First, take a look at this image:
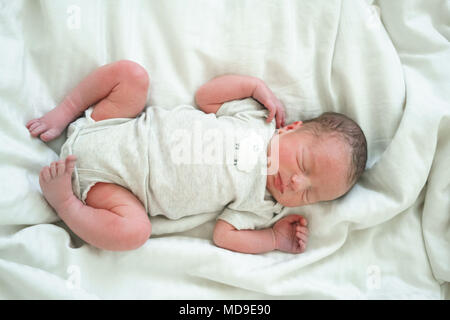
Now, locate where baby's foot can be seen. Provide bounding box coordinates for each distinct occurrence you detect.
[39,155,77,213]
[26,107,71,142]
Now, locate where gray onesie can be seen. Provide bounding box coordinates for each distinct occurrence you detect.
[60,98,283,230]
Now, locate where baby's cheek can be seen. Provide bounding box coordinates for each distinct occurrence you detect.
[281,195,305,208]
[278,144,293,164]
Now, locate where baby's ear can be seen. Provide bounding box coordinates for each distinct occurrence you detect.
[286,121,303,130]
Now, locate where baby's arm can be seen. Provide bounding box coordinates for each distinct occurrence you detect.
[213,215,309,254]
[195,74,285,128]
[195,74,259,114]
[213,219,276,254]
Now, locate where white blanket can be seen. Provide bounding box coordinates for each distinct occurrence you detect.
[0,0,448,299]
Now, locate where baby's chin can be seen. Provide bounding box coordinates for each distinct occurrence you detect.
[266,183,287,206]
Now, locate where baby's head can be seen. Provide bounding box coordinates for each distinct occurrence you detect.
[266,112,367,207]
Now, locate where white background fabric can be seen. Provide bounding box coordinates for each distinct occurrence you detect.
[0,0,448,299]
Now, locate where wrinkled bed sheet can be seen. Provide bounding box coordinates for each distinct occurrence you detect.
[0,0,448,299]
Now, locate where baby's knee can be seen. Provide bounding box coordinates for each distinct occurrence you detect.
[115,59,149,88]
[128,219,152,250]
[112,218,152,251]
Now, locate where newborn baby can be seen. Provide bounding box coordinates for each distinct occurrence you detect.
[26,60,367,254]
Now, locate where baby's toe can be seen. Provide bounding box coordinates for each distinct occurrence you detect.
[56,160,65,176]
[26,118,40,129]
[40,166,51,183]
[40,128,59,142]
[28,120,42,130]
[30,123,47,136]
[28,122,39,132]
[50,162,58,178]
[64,155,77,174]
[66,155,77,162]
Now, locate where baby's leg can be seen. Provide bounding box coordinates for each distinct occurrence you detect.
[40,156,151,251]
[26,60,149,141]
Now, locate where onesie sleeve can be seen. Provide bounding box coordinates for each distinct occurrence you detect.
[217,203,283,230]
[217,208,272,230]
[216,98,269,123]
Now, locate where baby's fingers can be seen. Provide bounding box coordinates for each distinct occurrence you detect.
[275,110,282,129]
[279,108,286,128]
[274,99,286,127]
[266,103,276,124]
[296,231,308,243]
[295,225,309,236]
[298,240,306,252]
[299,216,308,226]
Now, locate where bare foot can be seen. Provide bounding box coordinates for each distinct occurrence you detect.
[26,107,72,142]
[39,155,78,213]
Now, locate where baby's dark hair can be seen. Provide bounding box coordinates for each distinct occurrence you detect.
[301,112,367,187]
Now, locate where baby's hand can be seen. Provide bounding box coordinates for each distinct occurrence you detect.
[272,214,308,254]
[252,79,286,129]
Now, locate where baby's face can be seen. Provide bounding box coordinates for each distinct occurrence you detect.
[266,122,352,207]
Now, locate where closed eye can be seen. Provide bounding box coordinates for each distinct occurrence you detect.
[301,149,307,173]
[303,189,309,203]
[297,153,304,173]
